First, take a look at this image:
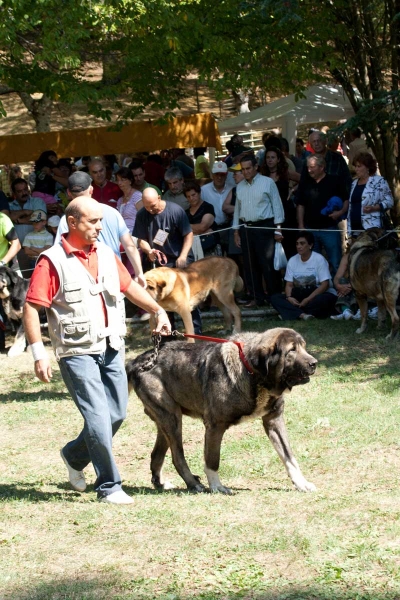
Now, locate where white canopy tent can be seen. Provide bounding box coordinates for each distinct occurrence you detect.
[218,84,356,152]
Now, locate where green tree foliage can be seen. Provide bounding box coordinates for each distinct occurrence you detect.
[0,0,399,197]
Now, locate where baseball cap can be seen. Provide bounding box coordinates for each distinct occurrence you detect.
[228,163,242,172]
[68,171,92,192]
[48,215,61,227]
[212,161,228,174]
[29,210,47,223]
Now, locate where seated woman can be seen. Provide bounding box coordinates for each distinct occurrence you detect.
[184,181,221,258]
[347,152,394,235]
[270,231,337,321]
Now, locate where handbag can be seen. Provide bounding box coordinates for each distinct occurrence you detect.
[200,231,220,252]
[380,203,394,230]
[273,242,288,270]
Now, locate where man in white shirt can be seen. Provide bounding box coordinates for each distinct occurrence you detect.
[232,155,284,306]
[200,161,234,227]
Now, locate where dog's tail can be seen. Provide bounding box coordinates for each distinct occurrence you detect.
[234,276,244,293]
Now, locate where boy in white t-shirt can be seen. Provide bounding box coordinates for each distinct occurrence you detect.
[22,210,54,268]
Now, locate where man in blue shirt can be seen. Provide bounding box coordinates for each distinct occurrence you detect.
[56,172,145,286]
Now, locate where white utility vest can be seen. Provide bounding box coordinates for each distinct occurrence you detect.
[42,241,126,360]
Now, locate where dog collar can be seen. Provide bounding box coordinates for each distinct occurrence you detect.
[183,334,254,374]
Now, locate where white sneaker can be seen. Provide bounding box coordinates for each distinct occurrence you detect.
[99,490,134,505]
[343,309,354,320]
[330,313,344,320]
[60,449,87,492]
[353,310,361,320]
[300,313,315,321]
[368,307,379,319]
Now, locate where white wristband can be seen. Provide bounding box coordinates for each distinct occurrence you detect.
[30,341,48,362]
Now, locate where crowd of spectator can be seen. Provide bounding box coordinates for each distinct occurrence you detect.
[0,126,394,332]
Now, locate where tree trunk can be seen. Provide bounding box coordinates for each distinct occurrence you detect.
[17,92,53,133]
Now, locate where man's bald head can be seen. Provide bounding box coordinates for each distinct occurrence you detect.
[65,197,103,246]
[142,188,164,215]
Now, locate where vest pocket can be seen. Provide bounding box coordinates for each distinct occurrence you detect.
[64,282,83,304]
[60,317,92,346]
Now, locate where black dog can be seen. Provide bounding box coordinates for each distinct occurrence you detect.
[0,266,30,356]
[127,328,317,494]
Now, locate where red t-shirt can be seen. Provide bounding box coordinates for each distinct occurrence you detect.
[26,235,132,309]
[91,181,121,208]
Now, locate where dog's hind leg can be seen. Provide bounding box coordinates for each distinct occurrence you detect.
[204,424,231,495]
[384,301,399,340]
[382,275,400,339]
[355,296,368,334]
[376,300,387,330]
[262,414,316,492]
[211,291,242,334]
[209,293,232,333]
[153,404,205,492]
[150,426,174,491]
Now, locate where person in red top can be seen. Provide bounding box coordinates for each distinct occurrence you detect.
[23,197,171,505]
[88,159,120,208]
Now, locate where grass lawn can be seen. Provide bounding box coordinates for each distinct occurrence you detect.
[1,314,400,600]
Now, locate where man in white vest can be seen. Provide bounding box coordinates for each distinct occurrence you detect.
[23,197,171,505]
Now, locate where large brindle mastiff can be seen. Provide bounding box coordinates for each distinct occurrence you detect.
[126,328,317,494]
[349,227,400,339]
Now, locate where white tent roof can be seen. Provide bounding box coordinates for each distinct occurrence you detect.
[218,84,355,135]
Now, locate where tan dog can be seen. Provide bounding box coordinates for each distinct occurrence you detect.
[349,227,400,339]
[144,257,243,340]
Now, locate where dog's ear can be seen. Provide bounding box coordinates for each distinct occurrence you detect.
[250,342,281,378]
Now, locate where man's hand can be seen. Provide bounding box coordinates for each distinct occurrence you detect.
[153,311,172,336]
[176,256,188,269]
[234,231,241,248]
[148,249,158,262]
[329,211,343,220]
[134,273,147,288]
[274,231,284,242]
[336,283,352,297]
[34,358,52,383]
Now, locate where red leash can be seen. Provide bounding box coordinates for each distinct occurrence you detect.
[183,333,253,375]
[152,250,168,266]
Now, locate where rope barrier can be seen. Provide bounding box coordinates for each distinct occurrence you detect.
[12,223,400,277]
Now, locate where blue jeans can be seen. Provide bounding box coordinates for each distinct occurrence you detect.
[312,228,342,275]
[59,345,128,498]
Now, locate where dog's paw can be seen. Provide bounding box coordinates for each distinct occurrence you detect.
[355,327,364,335]
[189,483,207,493]
[294,479,316,493]
[385,332,398,340]
[210,484,232,495]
